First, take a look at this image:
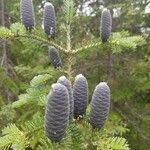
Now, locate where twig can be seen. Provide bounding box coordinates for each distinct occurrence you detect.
[15,33,68,54]
[72,42,102,54]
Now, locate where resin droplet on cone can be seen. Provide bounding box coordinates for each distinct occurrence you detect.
[44,83,69,142]
[73,74,88,118]
[90,82,110,129]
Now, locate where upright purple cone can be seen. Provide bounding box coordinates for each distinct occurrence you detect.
[100,9,112,43]
[73,74,88,118]
[90,82,110,129]
[43,2,56,38]
[44,83,69,142]
[48,47,62,69]
[20,0,35,31]
[57,76,74,121]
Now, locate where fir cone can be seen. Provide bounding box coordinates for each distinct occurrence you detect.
[48,47,62,69]
[73,74,88,118]
[57,76,74,121]
[44,83,69,142]
[20,0,35,31]
[100,8,112,43]
[90,82,110,129]
[43,2,56,38]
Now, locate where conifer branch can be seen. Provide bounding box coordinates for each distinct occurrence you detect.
[73,41,102,54]
[15,33,67,53]
[0,26,67,53]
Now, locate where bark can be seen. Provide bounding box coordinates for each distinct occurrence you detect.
[0,0,14,102]
[107,51,114,110]
[107,51,114,84]
[0,0,8,74]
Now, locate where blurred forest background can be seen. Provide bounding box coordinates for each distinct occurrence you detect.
[0,0,150,149]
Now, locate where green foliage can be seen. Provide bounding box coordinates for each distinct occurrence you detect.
[23,113,44,149]
[130,56,150,93]
[98,137,130,150]
[10,23,26,35]
[105,113,129,136]
[64,0,76,24]
[12,74,54,109]
[0,105,16,130]
[111,32,145,53]
[30,74,52,87]
[0,124,27,150]
[68,124,84,149]
[0,68,19,94]
[0,27,13,39]
[0,75,130,150]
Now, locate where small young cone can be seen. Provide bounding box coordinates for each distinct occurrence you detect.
[90,82,110,129]
[100,8,112,43]
[43,2,56,38]
[20,0,35,31]
[48,47,62,69]
[73,74,88,118]
[44,83,69,142]
[57,76,74,121]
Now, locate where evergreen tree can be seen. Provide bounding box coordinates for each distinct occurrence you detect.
[0,0,148,149]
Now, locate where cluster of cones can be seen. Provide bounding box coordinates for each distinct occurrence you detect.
[20,0,112,143]
[20,0,112,69]
[44,74,110,142]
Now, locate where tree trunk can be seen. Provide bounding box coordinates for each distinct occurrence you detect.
[1,0,7,73]
[107,51,114,84]
[0,0,11,102]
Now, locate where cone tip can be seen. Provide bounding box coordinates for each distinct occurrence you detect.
[51,83,62,89]
[75,74,84,79]
[99,82,108,87]
[44,2,54,8]
[102,8,110,12]
[58,76,67,81]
